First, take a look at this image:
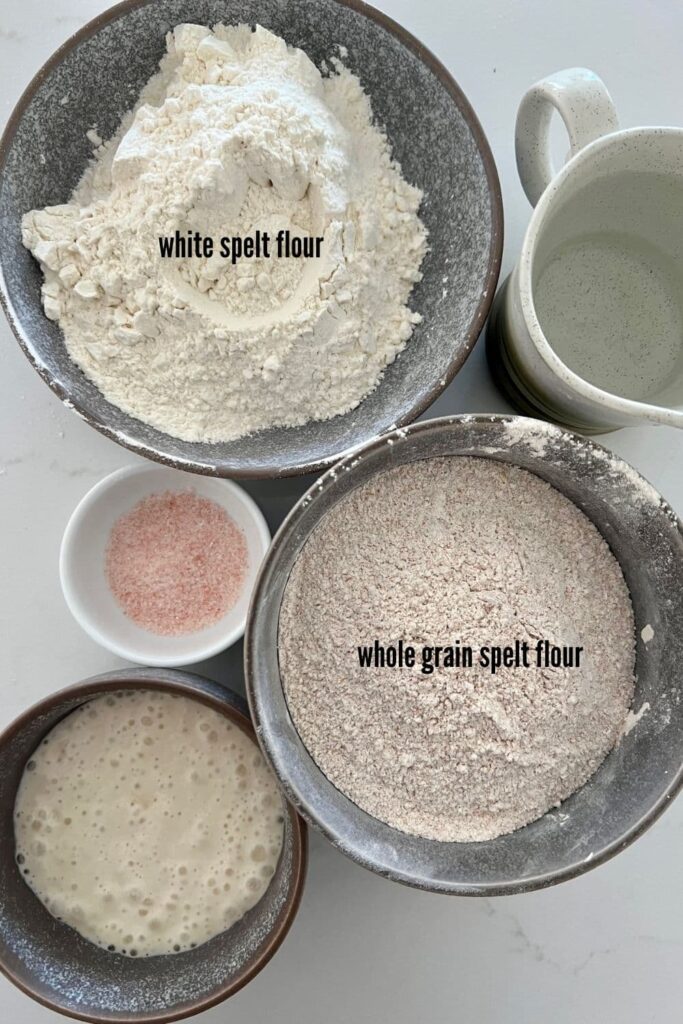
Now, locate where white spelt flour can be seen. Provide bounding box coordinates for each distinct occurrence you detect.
[22,24,427,442]
[279,457,636,842]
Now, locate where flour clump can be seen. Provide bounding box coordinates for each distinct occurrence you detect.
[22,24,427,442]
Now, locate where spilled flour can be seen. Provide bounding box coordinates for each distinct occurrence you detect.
[22,24,427,442]
[279,457,636,842]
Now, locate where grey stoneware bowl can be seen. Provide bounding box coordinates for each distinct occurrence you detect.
[245,415,683,895]
[0,0,502,479]
[0,668,307,1024]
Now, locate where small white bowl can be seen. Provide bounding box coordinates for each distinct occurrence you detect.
[60,464,271,666]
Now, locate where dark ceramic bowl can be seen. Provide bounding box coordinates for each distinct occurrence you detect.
[245,415,683,894]
[0,668,307,1023]
[0,0,502,478]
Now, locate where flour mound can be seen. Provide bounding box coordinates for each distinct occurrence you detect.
[22,24,427,443]
[279,457,636,843]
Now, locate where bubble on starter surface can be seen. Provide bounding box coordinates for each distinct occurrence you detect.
[14,691,285,957]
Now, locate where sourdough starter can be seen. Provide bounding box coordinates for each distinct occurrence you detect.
[14,691,284,955]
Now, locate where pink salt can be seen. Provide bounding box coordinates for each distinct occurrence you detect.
[106,490,248,636]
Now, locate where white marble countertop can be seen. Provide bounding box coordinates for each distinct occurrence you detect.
[1,1,681,1021]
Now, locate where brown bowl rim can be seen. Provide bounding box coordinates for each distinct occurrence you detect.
[0,0,503,479]
[0,668,308,1024]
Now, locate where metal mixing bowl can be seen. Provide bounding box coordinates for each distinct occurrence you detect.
[245,415,683,894]
[0,668,307,1023]
[0,0,502,478]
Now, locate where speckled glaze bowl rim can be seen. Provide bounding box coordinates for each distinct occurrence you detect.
[0,0,503,479]
[244,413,683,895]
[0,668,308,1024]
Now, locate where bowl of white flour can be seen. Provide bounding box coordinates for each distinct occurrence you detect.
[0,0,502,477]
[246,415,683,893]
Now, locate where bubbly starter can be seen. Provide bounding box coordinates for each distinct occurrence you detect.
[14,691,284,956]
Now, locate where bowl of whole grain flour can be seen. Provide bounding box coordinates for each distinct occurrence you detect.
[246,416,683,894]
[0,0,502,478]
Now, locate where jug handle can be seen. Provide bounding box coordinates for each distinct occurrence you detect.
[515,68,619,206]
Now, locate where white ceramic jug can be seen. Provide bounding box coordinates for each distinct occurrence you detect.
[487,67,683,432]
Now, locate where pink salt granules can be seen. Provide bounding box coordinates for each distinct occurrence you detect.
[106,490,248,636]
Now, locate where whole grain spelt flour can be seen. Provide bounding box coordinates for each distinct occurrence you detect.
[279,457,636,842]
[22,24,427,442]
